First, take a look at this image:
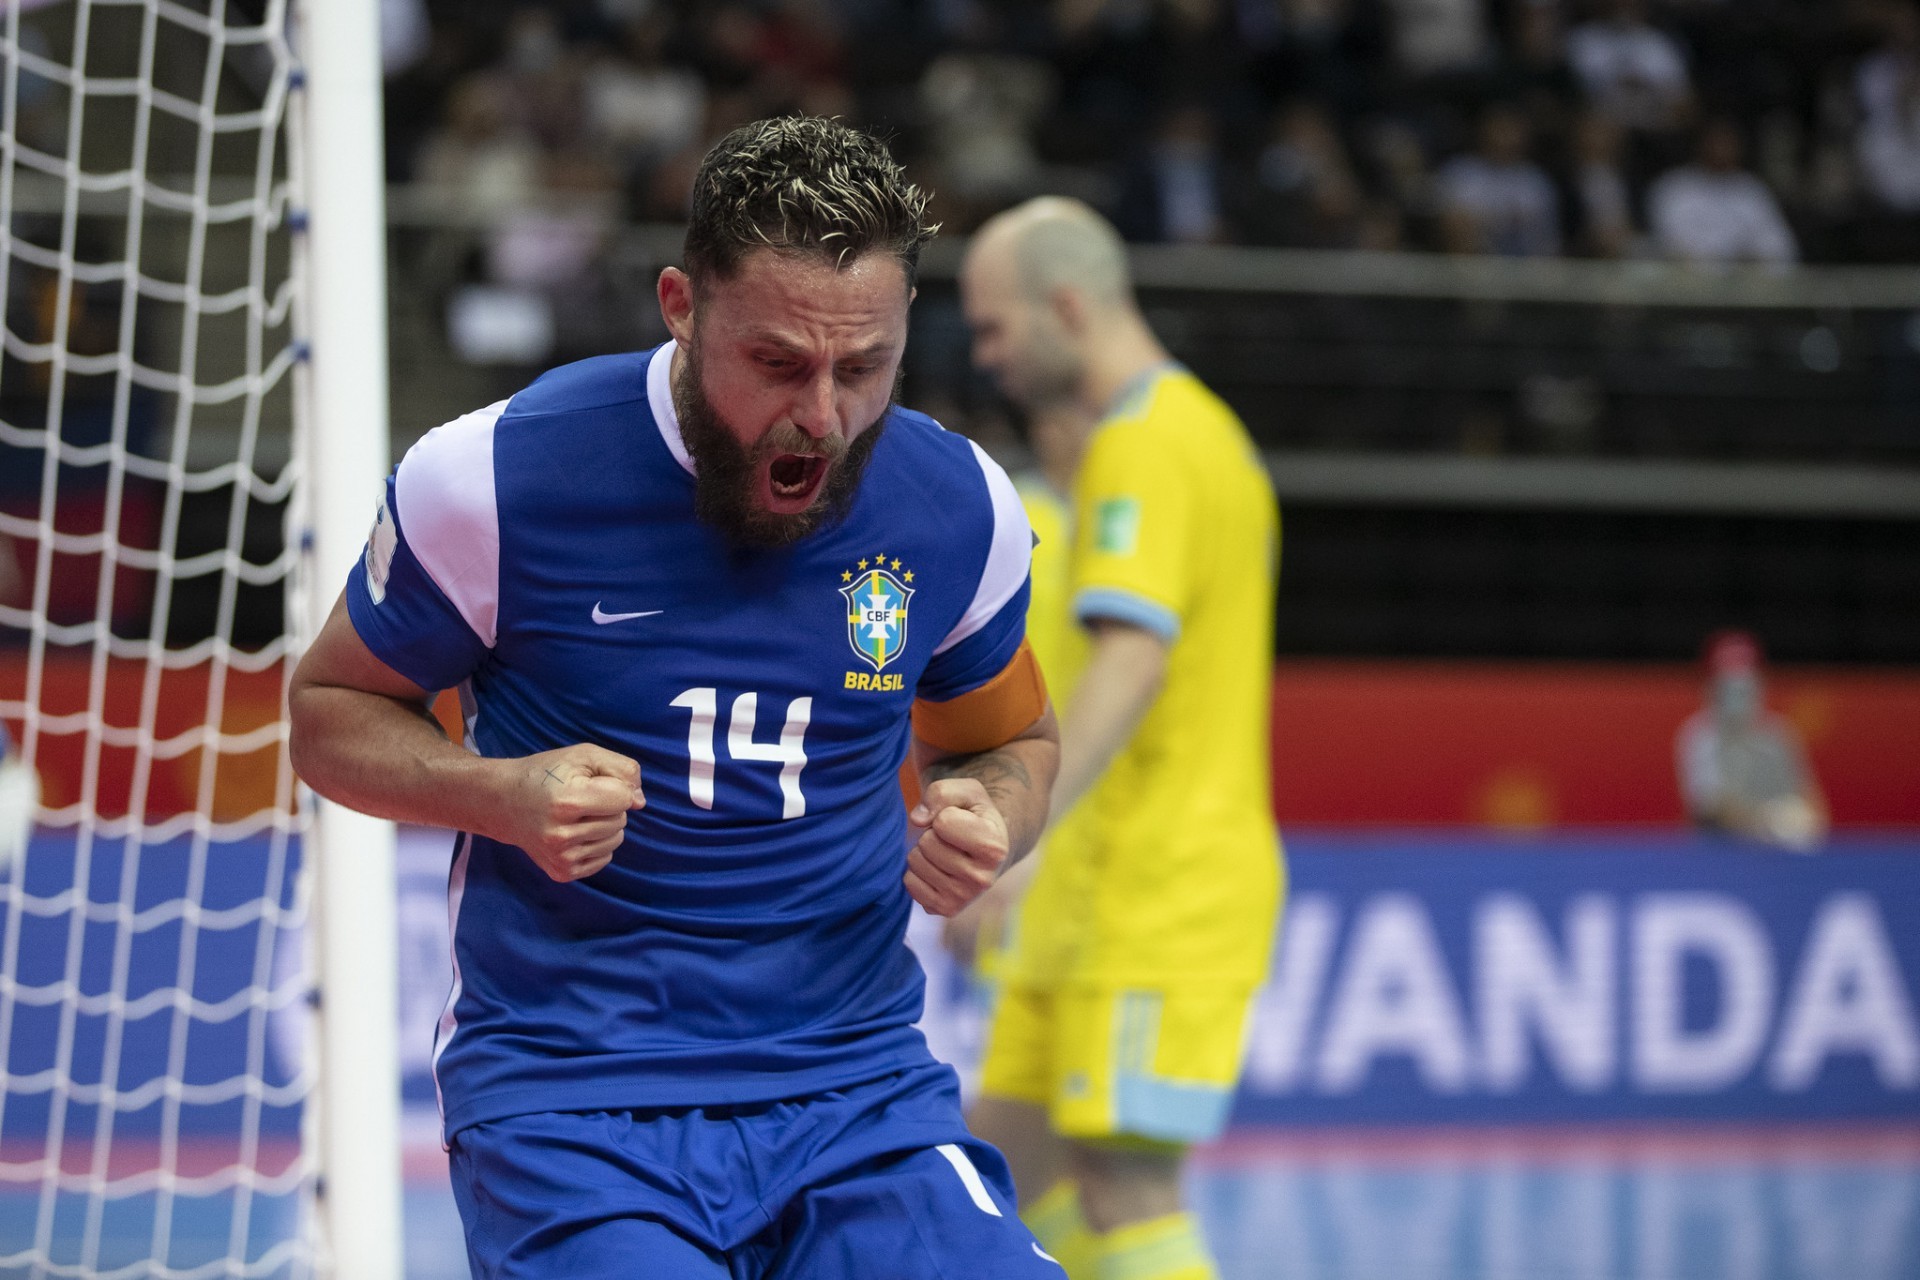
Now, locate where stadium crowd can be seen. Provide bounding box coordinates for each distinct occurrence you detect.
[384,0,1920,267]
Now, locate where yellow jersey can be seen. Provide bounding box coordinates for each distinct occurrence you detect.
[1006,366,1283,988]
[1012,473,1088,698]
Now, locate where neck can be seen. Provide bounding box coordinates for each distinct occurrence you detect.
[1079,314,1172,417]
[1038,448,1078,498]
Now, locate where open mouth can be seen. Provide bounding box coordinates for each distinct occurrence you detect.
[768,452,828,505]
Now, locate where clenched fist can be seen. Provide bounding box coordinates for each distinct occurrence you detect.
[905,777,1011,917]
[493,744,644,882]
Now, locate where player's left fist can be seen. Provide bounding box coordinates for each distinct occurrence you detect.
[905,777,1010,917]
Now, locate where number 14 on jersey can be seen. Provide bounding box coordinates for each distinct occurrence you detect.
[669,689,813,819]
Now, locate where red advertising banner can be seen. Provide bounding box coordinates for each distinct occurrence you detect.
[4,652,1915,827]
[1272,661,1920,827]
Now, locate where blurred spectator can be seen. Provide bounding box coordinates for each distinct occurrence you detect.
[1383,0,1492,79]
[488,151,617,293]
[583,15,707,186]
[1856,5,1920,212]
[1647,118,1797,265]
[384,0,1920,267]
[381,0,430,76]
[1436,104,1561,256]
[1566,0,1692,134]
[1568,110,1637,256]
[1858,87,1920,211]
[1359,114,1436,221]
[1236,99,1367,247]
[1057,0,1223,42]
[1676,630,1828,852]
[1114,101,1233,243]
[1491,0,1578,111]
[415,73,543,221]
[1855,1,1920,127]
[918,51,1056,213]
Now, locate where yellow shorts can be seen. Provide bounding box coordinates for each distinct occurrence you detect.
[977,983,1257,1145]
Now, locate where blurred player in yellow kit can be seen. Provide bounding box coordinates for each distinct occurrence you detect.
[951,198,1283,1280]
[958,399,1091,990]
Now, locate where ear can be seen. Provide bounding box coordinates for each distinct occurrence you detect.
[658,267,696,345]
[1049,283,1087,336]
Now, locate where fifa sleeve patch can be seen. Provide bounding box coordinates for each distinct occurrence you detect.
[364,491,398,604]
[1093,496,1141,556]
[912,639,1048,755]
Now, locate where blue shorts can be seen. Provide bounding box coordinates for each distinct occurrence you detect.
[448,1062,1062,1279]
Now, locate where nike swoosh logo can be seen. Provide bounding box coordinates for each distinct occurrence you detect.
[591,603,664,624]
[1033,1242,1060,1265]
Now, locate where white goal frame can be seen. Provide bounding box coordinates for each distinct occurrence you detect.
[294,0,402,1277]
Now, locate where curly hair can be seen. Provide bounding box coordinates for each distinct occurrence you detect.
[683,115,938,285]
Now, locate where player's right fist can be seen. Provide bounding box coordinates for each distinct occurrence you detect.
[495,744,644,882]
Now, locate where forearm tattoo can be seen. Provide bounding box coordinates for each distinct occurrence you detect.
[924,747,1034,813]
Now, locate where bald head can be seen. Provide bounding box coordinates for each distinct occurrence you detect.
[961,198,1158,411]
[972,197,1134,311]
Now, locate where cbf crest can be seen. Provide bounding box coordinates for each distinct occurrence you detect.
[840,555,915,680]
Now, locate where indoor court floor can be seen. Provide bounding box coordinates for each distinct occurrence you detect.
[5,1133,1915,1278]
[393,1128,1920,1280]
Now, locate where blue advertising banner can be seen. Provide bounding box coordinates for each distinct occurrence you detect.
[1231,833,1920,1125]
[6,828,1916,1141]
[904,831,1920,1127]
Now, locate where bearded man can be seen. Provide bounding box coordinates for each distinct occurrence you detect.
[289,116,1061,1279]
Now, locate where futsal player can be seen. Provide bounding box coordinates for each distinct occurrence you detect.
[946,395,1096,982]
[289,117,1065,1278]
[953,198,1283,1280]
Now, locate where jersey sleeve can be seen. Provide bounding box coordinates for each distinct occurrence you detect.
[917,440,1033,703]
[343,401,507,692]
[1070,418,1191,643]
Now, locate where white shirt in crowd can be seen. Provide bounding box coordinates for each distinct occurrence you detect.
[1647,166,1797,265]
[1436,155,1562,256]
[1567,20,1691,130]
[1859,106,1920,211]
[1386,0,1490,76]
[1856,47,1919,125]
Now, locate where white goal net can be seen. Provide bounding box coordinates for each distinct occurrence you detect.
[0,1,370,1275]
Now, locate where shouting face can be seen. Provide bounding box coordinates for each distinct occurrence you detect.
[660,248,911,547]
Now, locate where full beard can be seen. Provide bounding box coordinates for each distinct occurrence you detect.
[674,342,894,549]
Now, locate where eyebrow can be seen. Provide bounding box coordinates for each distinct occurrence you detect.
[743,334,897,363]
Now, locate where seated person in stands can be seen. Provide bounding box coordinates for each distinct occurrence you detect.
[1566,0,1692,134]
[1435,103,1561,257]
[1647,118,1797,267]
[1676,630,1828,852]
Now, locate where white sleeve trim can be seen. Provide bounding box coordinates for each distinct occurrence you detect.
[394,399,508,648]
[935,440,1032,656]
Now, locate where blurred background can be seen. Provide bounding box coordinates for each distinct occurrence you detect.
[375,2,1920,1274]
[2,0,1919,1277]
[381,0,1913,872]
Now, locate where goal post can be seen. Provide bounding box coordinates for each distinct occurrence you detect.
[296,0,404,1276]
[0,0,402,1275]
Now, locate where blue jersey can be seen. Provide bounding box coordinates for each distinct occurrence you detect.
[344,343,1032,1140]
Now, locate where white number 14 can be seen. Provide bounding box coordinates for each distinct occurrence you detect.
[669,688,812,819]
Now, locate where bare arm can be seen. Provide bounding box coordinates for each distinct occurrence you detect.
[289,593,644,881]
[915,704,1060,865]
[1048,618,1168,821]
[903,701,1060,919]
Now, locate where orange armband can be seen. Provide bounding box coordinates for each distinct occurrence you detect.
[911,639,1049,755]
